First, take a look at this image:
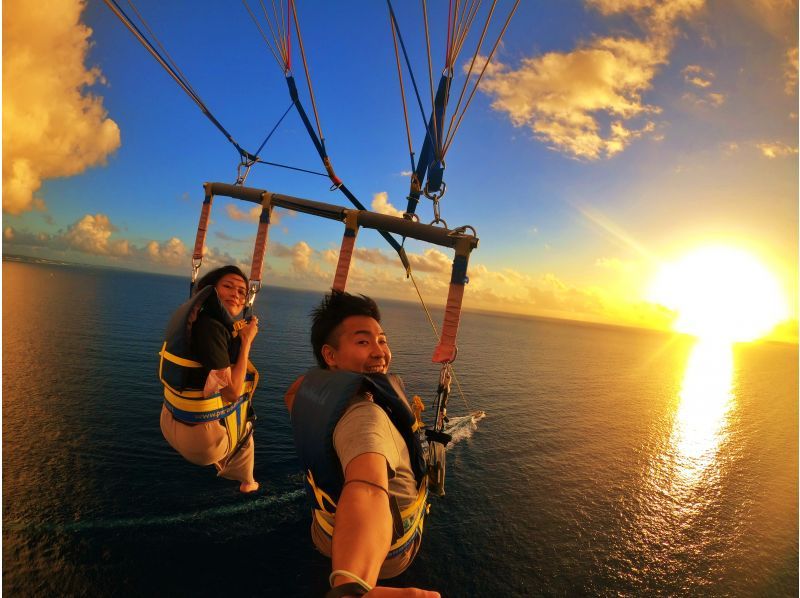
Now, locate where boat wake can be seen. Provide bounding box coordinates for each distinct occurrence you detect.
[444,410,486,446]
[10,489,306,533]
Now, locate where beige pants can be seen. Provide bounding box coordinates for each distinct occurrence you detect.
[160,404,255,484]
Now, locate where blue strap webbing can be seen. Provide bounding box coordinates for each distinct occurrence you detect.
[284,75,410,268]
[164,394,245,424]
[406,73,452,214]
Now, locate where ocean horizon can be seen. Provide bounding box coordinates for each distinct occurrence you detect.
[3,258,797,597]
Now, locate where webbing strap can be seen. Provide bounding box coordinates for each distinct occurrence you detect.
[193,186,213,261]
[405,73,452,215]
[249,193,273,285]
[284,75,409,271]
[332,211,360,292]
[431,237,472,364]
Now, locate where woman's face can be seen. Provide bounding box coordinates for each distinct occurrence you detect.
[215,273,248,317]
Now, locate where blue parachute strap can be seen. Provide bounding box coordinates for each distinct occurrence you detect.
[406,73,452,215]
[286,75,328,160]
[284,75,410,270]
[254,101,295,157]
[386,0,437,155]
[103,0,256,166]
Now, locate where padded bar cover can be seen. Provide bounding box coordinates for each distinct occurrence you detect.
[206,183,479,251]
[431,237,473,364]
[193,184,214,260]
[249,193,273,284]
[332,210,359,292]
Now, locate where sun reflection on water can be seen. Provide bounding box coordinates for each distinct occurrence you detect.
[622,338,738,580]
[670,340,734,487]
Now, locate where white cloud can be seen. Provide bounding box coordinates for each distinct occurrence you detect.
[292,241,314,272]
[407,248,452,274]
[3,0,121,214]
[785,47,798,95]
[146,237,187,266]
[757,141,799,158]
[683,64,714,88]
[225,203,281,225]
[681,64,726,108]
[477,0,705,159]
[4,214,237,270]
[63,214,130,257]
[371,192,404,218]
[354,247,395,266]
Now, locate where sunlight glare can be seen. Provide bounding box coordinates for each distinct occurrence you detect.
[648,246,788,343]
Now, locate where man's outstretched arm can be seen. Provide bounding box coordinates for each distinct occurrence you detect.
[331,451,392,588]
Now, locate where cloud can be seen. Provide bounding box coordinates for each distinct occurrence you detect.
[354,247,395,266]
[785,47,798,95]
[3,0,121,214]
[371,192,404,218]
[3,214,237,270]
[477,0,704,159]
[407,248,452,274]
[682,90,726,108]
[214,230,246,242]
[292,241,314,272]
[757,141,799,158]
[63,214,130,256]
[146,237,187,266]
[266,241,300,258]
[683,64,713,88]
[681,64,726,107]
[225,203,281,225]
[3,226,56,247]
[721,141,740,155]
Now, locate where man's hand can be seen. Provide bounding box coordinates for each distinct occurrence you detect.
[366,587,440,597]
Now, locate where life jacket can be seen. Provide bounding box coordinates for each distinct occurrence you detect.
[158,285,258,455]
[288,367,428,557]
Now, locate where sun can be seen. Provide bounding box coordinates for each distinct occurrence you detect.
[647,245,788,343]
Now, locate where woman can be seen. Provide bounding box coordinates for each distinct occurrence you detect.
[159,265,260,493]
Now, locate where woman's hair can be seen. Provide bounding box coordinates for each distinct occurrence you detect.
[310,290,381,368]
[193,265,249,294]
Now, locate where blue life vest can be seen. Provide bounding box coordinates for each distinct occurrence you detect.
[289,367,428,556]
[158,286,258,454]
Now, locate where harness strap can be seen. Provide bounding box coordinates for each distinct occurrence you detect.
[189,186,214,294]
[308,472,428,555]
[164,392,244,423]
[432,236,473,363]
[249,193,273,299]
[332,211,360,292]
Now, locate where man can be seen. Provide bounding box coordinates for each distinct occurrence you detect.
[285,291,439,598]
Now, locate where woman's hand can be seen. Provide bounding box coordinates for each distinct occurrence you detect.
[239,316,260,346]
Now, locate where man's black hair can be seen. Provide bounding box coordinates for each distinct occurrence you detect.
[310,290,381,368]
[194,265,249,294]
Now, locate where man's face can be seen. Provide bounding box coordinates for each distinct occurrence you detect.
[322,315,392,374]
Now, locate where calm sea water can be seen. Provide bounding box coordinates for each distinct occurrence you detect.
[3,259,797,597]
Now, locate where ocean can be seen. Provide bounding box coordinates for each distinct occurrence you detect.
[3,259,797,597]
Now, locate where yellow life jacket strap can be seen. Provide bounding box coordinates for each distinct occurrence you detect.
[159,343,203,369]
[308,472,429,555]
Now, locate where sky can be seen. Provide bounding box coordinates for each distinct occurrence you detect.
[3,0,798,340]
